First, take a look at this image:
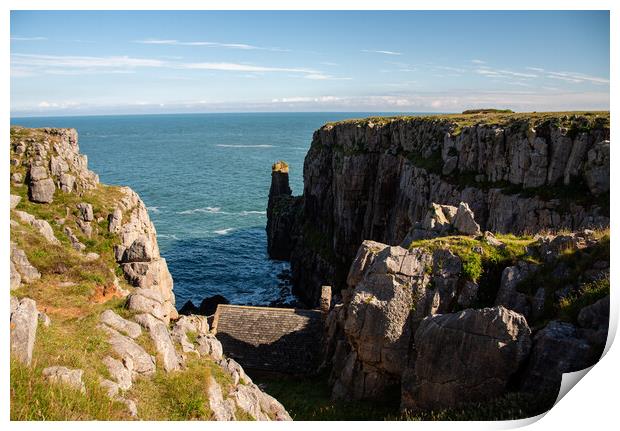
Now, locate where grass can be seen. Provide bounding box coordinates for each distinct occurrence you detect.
[407,234,536,307]
[128,357,220,420]
[256,373,554,421]
[11,359,130,421]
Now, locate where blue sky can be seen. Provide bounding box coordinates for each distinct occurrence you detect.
[10,10,610,116]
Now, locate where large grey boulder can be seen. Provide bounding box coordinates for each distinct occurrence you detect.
[332,245,433,400]
[100,310,141,339]
[100,325,156,376]
[10,243,41,283]
[59,173,76,193]
[402,306,531,412]
[42,366,86,393]
[133,313,182,372]
[31,219,60,245]
[29,178,56,203]
[452,202,481,235]
[64,226,86,251]
[102,356,133,390]
[126,288,172,324]
[10,297,39,365]
[207,376,236,421]
[346,240,388,287]
[76,202,94,222]
[196,334,223,360]
[520,321,596,395]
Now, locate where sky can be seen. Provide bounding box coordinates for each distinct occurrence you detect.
[10,10,610,116]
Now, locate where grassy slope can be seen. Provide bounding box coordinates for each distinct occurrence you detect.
[9,128,239,421]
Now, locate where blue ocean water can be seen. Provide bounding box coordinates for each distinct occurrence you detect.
[11,112,405,307]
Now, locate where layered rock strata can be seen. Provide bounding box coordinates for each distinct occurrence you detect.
[267,113,610,305]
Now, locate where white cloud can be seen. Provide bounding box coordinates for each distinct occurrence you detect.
[475,67,537,79]
[134,39,289,51]
[11,53,321,77]
[471,59,486,64]
[362,49,402,56]
[526,67,609,85]
[11,36,47,41]
[303,73,352,80]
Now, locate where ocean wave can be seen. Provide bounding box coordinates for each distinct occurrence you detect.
[240,210,266,216]
[158,234,180,240]
[214,228,235,235]
[177,207,265,216]
[216,144,275,148]
[147,206,162,214]
[177,206,221,215]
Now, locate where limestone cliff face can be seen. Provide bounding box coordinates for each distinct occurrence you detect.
[267,113,610,306]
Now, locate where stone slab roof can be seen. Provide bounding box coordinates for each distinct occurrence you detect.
[213,304,324,374]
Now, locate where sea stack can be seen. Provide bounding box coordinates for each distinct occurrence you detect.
[266,160,299,260]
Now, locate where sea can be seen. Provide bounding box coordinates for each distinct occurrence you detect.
[11,112,410,308]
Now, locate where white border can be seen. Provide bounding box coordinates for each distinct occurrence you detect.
[2,1,617,430]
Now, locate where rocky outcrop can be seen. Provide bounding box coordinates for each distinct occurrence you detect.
[402,306,531,412]
[10,127,99,204]
[266,113,609,305]
[14,210,60,245]
[114,187,177,320]
[266,161,301,260]
[11,243,41,285]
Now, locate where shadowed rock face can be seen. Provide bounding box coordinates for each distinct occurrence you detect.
[266,114,610,306]
[402,306,531,412]
[266,161,301,261]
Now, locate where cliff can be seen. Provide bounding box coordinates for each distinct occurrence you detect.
[10,127,291,421]
[267,112,610,306]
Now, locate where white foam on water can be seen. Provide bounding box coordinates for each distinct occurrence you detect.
[216,144,275,148]
[214,228,235,235]
[177,206,222,215]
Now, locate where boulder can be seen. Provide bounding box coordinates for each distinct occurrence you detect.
[42,366,86,393]
[100,310,142,339]
[10,297,39,365]
[10,243,41,283]
[10,194,21,209]
[31,219,60,245]
[133,313,183,372]
[29,165,48,181]
[59,173,76,193]
[126,288,171,324]
[402,306,531,412]
[76,202,94,222]
[99,379,120,398]
[452,202,481,235]
[64,226,86,251]
[100,325,156,376]
[29,178,56,203]
[520,321,596,395]
[346,240,388,287]
[108,208,123,233]
[196,334,223,360]
[102,356,133,390]
[10,261,22,290]
[219,358,252,386]
[12,172,23,184]
[76,219,92,238]
[578,295,610,347]
[207,376,236,421]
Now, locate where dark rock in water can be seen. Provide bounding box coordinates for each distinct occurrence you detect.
[179,300,198,315]
[200,295,230,315]
[179,295,230,316]
[266,161,302,261]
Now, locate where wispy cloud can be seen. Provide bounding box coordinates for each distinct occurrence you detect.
[303,73,352,81]
[11,53,320,77]
[535,68,609,84]
[134,39,289,52]
[471,59,486,64]
[475,67,538,79]
[361,49,402,56]
[11,36,47,41]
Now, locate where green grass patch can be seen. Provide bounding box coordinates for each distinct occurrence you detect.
[128,357,216,420]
